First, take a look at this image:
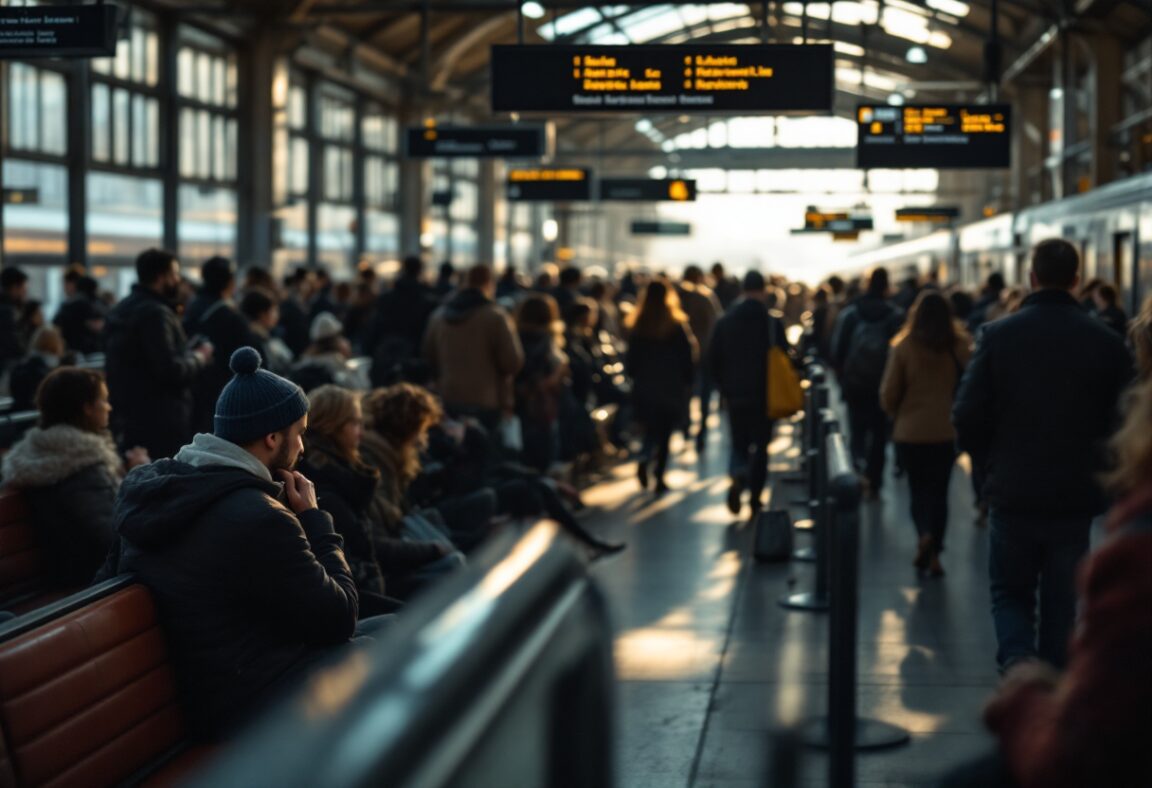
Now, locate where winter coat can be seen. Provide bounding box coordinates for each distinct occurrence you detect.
[105,432,358,740]
[183,293,254,434]
[104,285,207,459]
[985,484,1152,788]
[678,283,722,352]
[2,425,122,587]
[298,438,386,596]
[278,296,312,358]
[0,294,24,373]
[707,297,789,408]
[880,331,972,443]
[516,330,567,426]
[423,289,524,413]
[626,323,697,420]
[1095,305,1128,337]
[358,431,453,574]
[952,288,1133,518]
[829,294,905,400]
[53,294,105,354]
[364,276,439,361]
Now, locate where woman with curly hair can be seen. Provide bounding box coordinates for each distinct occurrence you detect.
[359,383,467,597]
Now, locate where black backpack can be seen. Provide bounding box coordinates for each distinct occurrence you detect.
[841,312,894,396]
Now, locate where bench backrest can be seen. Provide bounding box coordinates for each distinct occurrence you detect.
[0,581,189,788]
[0,490,43,608]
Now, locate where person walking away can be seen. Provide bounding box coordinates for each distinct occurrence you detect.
[422,264,524,436]
[880,292,972,576]
[953,238,1132,672]
[100,347,360,740]
[678,265,722,451]
[708,271,790,517]
[625,279,697,495]
[184,256,252,433]
[364,255,440,387]
[104,248,213,459]
[831,266,904,499]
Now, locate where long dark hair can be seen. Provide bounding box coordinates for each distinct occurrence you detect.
[625,278,687,339]
[894,291,956,353]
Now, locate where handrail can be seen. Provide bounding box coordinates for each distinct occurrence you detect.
[186,521,615,788]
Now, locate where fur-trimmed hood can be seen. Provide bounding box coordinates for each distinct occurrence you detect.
[2,424,123,488]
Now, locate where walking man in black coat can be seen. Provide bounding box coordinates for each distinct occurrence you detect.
[104,248,213,459]
[953,239,1133,672]
[708,270,790,519]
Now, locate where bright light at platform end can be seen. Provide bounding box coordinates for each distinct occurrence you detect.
[521,1,545,19]
[905,46,927,64]
[887,93,905,106]
[542,219,558,242]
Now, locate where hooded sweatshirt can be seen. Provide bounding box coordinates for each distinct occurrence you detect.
[2,425,122,587]
[110,432,358,740]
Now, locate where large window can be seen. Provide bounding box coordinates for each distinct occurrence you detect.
[176,30,239,261]
[91,10,160,169]
[362,106,400,261]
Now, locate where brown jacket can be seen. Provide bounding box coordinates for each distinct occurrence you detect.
[678,282,722,350]
[879,330,972,443]
[423,290,524,412]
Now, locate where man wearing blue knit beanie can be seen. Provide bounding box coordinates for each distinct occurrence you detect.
[104,346,360,740]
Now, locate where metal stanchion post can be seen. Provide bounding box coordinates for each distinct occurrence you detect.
[801,434,910,771]
[778,408,837,612]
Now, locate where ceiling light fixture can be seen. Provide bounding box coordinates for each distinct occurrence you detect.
[905,45,927,64]
[521,1,546,20]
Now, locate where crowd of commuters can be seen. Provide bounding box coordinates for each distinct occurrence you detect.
[0,239,1147,779]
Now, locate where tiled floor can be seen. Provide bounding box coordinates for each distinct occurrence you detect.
[584,416,1000,788]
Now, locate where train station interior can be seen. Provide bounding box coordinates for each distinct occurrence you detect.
[0,1,1150,787]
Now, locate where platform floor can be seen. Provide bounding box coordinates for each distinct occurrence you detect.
[584,413,1001,788]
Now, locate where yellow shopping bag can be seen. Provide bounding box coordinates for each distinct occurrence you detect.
[767,346,803,420]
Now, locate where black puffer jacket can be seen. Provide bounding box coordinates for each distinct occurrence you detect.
[708,297,789,408]
[104,285,206,458]
[953,289,1133,518]
[106,435,358,740]
[2,425,122,587]
[298,439,386,597]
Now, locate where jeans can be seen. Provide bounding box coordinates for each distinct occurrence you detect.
[897,442,956,548]
[988,510,1091,669]
[845,395,889,492]
[639,410,677,484]
[695,367,714,439]
[727,402,771,506]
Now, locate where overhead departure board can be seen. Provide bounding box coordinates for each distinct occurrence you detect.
[896,206,960,222]
[0,5,118,59]
[631,220,692,236]
[404,124,550,158]
[792,209,873,233]
[491,44,834,113]
[507,168,592,201]
[857,104,1011,169]
[599,178,696,202]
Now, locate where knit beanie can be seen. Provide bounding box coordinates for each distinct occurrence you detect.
[214,347,309,445]
[310,311,343,342]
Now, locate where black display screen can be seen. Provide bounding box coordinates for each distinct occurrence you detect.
[491,44,834,114]
[856,104,1011,169]
[404,125,549,158]
[896,206,960,222]
[0,5,118,59]
[599,179,697,202]
[631,220,692,236]
[507,168,593,201]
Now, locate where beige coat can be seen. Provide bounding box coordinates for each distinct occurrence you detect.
[880,331,972,443]
[423,299,524,412]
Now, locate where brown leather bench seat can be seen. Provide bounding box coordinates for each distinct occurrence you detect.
[0,578,213,788]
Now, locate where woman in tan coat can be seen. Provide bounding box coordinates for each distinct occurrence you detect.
[880,291,972,576]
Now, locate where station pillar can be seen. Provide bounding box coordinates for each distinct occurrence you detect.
[478,160,497,265]
[236,28,279,267]
[398,109,429,259]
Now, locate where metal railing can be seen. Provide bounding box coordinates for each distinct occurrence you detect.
[186,521,616,788]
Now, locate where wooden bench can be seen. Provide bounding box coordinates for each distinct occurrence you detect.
[0,577,213,787]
